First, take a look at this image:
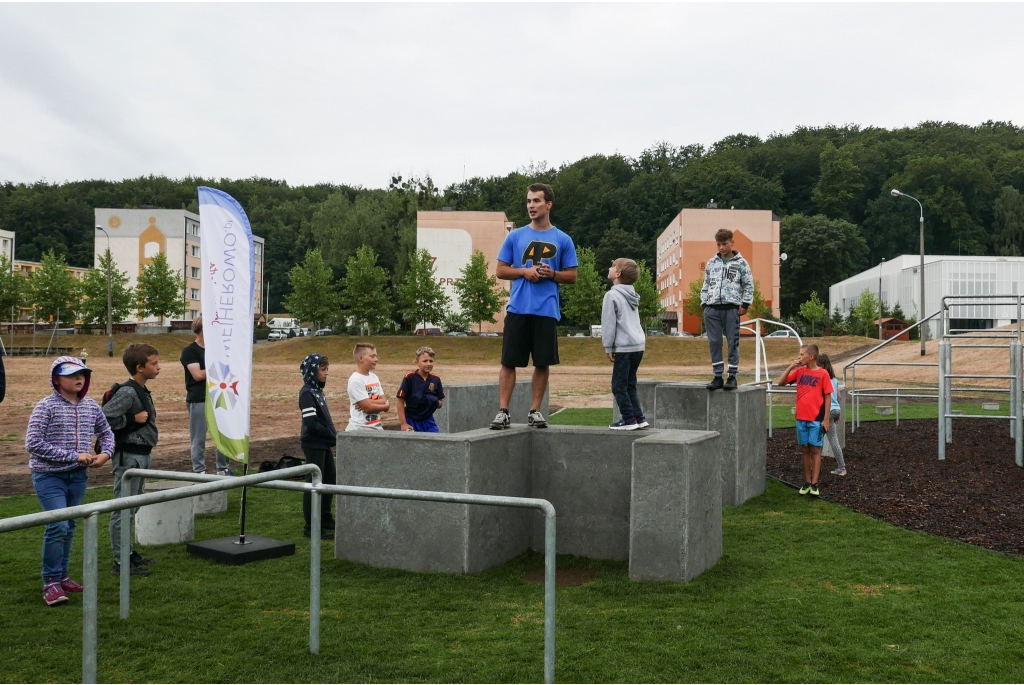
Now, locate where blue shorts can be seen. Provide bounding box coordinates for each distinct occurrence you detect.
[796,420,824,447]
[408,416,439,433]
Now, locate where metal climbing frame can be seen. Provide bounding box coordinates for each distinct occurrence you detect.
[937,295,1024,465]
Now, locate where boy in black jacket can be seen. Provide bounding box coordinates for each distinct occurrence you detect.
[298,353,337,540]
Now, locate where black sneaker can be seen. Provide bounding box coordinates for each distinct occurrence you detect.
[723,376,738,391]
[130,551,154,566]
[489,410,511,430]
[706,376,724,391]
[111,561,151,576]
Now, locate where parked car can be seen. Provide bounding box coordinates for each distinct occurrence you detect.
[572,332,587,337]
[447,331,469,337]
[765,330,796,338]
[314,328,334,337]
[299,328,312,337]
[267,329,288,342]
[479,332,499,337]
[647,330,666,337]
[670,331,694,338]
[415,327,443,336]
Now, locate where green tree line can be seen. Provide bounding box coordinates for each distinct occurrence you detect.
[3,121,1024,317]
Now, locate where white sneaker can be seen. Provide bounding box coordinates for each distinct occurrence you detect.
[527,410,548,428]
[489,411,510,430]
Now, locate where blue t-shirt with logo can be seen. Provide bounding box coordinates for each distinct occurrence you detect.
[497,226,578,321]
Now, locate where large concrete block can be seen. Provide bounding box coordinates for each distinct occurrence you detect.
[530,428,638,560]
[709,385,766,506]
[434,380,549,433]
[194,490,228,515]
[630,430,722,582]
[335,427,532,574]
[610,379,661,424]
[136,481,195,545]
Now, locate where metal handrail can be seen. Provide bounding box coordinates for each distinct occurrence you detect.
[0,466,559,684]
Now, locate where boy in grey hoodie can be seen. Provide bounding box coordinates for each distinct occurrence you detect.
[601,258,648,430]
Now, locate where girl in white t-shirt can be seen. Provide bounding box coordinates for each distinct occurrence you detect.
[346,343,389,431]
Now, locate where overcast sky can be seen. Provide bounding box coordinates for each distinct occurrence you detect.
[1,3,1022,190]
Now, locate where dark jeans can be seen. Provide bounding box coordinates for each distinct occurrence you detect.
[302,447,336,530]
[611,351,645,420]
[32,468,88,583]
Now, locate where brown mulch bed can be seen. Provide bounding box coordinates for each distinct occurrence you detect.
[768,418,1024,555]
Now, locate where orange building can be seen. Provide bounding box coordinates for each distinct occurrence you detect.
[656,208,781,334]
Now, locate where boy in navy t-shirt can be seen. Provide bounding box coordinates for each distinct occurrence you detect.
[490,183,578,430]
[397,347,445,432]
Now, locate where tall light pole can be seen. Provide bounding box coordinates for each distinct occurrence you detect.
[95,226,113,357]
[891,189,926,356]
[878,257,885,340]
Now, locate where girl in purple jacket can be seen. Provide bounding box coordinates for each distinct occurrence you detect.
[26,356,115,606]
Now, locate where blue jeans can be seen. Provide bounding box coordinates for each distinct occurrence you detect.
[31,469,88,583]
[611,351,645,420]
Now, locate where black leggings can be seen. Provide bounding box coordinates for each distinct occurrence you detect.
[302,447,336,528]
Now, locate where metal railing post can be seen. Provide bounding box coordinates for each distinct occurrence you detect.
[754,319,761,384]
[310,488,321,654]
[896,387,900,427]
[1015,341,1023,467]
[120,507,131,618]
[83,512,99,684]
[938,339,947,460]
[768,387,774,439]
[543,508,556,685]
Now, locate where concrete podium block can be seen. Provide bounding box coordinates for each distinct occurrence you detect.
[335,427,532,574]
[194,490,228,515]
[136,481,195,545]
[434,380,549,433]
[530,428,638,560]
[653,382,712,430]
[630,430,722,582]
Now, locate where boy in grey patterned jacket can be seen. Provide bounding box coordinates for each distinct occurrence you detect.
[700,228,754,391]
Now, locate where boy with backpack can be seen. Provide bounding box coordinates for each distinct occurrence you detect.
[103,343,161,576]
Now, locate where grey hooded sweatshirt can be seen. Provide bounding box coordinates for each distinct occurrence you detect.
[601,284,646,354]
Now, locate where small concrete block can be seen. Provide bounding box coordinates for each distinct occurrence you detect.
[434,381,548,433]
[136,482,195,545]
[630,430,723,583]
[983,403,1000,411]
[611,379,661,423]
[194,490,228,515]
[653,383,710,430]
[875,405,894,415]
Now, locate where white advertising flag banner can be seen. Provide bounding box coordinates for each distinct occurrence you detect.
[197,187,254,463]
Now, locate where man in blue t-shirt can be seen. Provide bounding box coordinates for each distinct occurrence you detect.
[490,183,578,430]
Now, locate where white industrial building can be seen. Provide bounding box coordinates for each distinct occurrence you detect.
[829,255,1024,338]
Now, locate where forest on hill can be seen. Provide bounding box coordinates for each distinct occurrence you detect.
[2,120,1023,316]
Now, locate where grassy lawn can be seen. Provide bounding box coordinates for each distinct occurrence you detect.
[3,456,1024,681]
[553,403,1010,431]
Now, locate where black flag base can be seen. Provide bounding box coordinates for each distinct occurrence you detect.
[186,535,295,565]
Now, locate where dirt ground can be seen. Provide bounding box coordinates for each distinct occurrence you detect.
[767,418,1024,555]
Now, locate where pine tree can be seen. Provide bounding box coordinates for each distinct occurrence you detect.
[284,249,339,330]
[453,250,506,333]
[80,251,136,327]
[397,248,449,331]
[338,245,393,334]
[137,251,187,325]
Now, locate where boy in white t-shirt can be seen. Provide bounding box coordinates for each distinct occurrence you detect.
[346,342,390,431]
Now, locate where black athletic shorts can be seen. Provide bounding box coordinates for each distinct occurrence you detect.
[501,312,560,367]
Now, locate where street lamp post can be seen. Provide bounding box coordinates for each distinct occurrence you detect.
[891,189,926,356]
[95,226,113,357]
[878,257,885,340]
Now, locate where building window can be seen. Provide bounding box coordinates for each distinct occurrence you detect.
[189,224,200,236]
[254,243,263,256]
[191,288,200,300]
[192,245,200,257]
[190,309,199,320]
[191,267,200,279]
